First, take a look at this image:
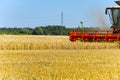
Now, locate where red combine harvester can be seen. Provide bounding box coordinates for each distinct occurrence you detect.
[69,1,120,42]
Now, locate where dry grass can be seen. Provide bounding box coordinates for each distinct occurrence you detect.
[0,50,120,80]
[0,35,119,50]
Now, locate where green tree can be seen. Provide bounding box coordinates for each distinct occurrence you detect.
[33,27,44,35]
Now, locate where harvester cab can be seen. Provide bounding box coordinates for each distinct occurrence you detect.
[105,0,120,33]
[69,0,120,42]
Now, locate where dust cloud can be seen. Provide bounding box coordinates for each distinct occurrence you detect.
[91,7,109,29]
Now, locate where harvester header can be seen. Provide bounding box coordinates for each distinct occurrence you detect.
[69,0,120,42]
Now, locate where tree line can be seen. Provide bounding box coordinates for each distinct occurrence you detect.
[0,25,100,35]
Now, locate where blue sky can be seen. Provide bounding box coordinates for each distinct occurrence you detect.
[0,0,117,28]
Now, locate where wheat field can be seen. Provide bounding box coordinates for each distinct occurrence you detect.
[0,35,120,80]
[0,35,119,50]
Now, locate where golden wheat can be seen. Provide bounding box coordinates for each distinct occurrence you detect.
[0,35,119,80]
[0,50,119,79]
[0,35,119,50]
